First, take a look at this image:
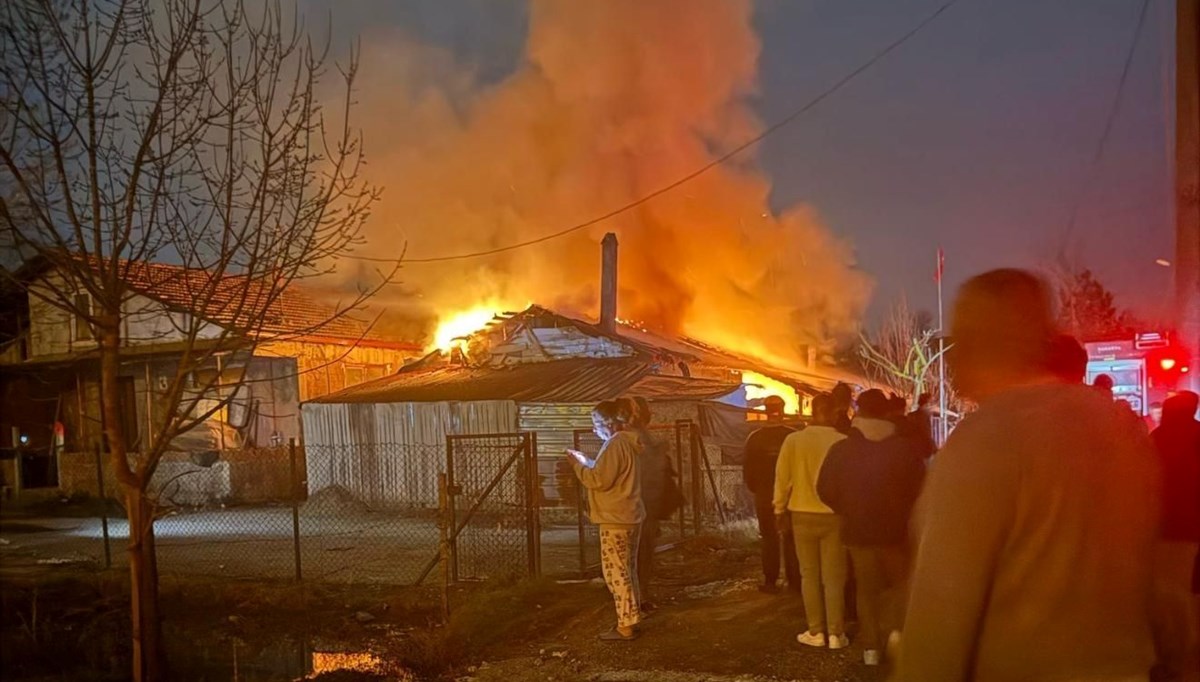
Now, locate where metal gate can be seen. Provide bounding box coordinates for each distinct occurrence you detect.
[572,420,717,574]
[445,432,541,581]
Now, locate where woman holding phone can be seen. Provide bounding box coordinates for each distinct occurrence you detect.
[567,399,646,641]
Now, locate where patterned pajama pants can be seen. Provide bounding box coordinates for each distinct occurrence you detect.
[599,523,642,629]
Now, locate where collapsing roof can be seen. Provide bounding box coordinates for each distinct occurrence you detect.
[305,357,741,404]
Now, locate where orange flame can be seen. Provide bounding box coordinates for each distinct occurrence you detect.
[742,370,800,414]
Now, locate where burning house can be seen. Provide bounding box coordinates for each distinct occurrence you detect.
[301,235,863,509]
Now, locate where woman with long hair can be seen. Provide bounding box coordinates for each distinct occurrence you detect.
[567,399,646,640]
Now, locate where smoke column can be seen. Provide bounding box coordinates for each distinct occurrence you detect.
[341,0,872,365]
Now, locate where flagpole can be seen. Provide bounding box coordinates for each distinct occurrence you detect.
[937,248,947,446]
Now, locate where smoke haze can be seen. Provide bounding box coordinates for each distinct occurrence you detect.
[339,0,872,364]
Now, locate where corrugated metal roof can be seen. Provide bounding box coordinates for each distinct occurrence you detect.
[307,357,741,405]
[307,358,650,404]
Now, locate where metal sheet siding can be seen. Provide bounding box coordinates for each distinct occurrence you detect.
[301,400,518,508]
[519,402,594,506]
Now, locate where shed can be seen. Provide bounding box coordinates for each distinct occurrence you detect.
[301,356,739,508]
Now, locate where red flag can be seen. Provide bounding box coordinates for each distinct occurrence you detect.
[935,247,945,283]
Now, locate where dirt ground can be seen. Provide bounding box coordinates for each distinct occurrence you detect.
[0,526,873,681]
[439,532,875,682]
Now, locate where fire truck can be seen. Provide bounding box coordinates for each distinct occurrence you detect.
[1083,331,1192,416]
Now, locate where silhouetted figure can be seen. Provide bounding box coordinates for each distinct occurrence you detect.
[1046,333,1088,384]
[895,269,1159,681]
[831,383,854,434]
[773,394,849,649]
[819,389,926,666]
[903,392,938,458]
[743,395,801,593]
[1093,373,1115,398]
[1149,391,1200,681]
[628,396,674,613]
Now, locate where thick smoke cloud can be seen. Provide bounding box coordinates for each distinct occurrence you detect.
[340,0,872,365]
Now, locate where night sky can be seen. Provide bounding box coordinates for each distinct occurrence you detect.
[305,0,1174,325]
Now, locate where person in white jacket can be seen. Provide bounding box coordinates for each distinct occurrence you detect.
[568,399,646,641]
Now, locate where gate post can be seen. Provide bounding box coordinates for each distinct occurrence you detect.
[526,432,541,577]
[445,435,459,582]
[573,431,587,576]
[690,424,702,534]
[674,423,685,538]
[437,472,451,621]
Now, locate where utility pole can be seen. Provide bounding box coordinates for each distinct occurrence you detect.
[1177,0,1200,393]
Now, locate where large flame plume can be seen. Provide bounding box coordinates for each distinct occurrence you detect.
[341,0,872,366]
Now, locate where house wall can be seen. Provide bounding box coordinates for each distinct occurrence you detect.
[301,399,517,508]
[257,340,414,401]
[27,272,221,358]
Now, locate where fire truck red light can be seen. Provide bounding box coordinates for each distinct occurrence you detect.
[1160,358,1177,370]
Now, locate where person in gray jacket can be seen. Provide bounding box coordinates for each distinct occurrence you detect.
[568,399,646,641]
[895,269,1160,681]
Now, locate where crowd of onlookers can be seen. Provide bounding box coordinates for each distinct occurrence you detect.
[567,268,1200,681]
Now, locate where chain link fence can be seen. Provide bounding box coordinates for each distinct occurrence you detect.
[2,424,728,584]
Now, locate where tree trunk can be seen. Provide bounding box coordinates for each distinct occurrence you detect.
[99,324,164,681]
[125,491,164,681]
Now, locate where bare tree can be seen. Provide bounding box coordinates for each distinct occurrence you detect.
[857,296,950,406]
[0,1,391,678]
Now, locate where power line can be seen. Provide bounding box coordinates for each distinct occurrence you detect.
[1065,0,1152,237]
[345,0,964,265]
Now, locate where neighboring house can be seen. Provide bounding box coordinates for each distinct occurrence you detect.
[0,258,420,504]
[301,305,859,509]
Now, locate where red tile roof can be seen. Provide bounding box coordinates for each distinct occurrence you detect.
[85,258,418,348]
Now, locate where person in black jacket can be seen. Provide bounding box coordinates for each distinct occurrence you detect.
[818,389,925,666]
[743,395,800,593]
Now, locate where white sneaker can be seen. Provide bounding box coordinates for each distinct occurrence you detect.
[828,634,850,650]
[796,631,826,647]
[863,649,881,666]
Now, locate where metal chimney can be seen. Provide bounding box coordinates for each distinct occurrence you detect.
[600,233,618,333]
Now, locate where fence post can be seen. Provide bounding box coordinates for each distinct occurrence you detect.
[525,433,541,577]
[674,423,685,538]
[288,439,302,582]
[93,445,112,569]
[573,431,588,577]
[696,429,727,526]
[690,425,702,534]
[445,435,459,583]
[437,472,451,622]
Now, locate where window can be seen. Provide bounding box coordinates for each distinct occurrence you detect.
[74,293,93,341]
